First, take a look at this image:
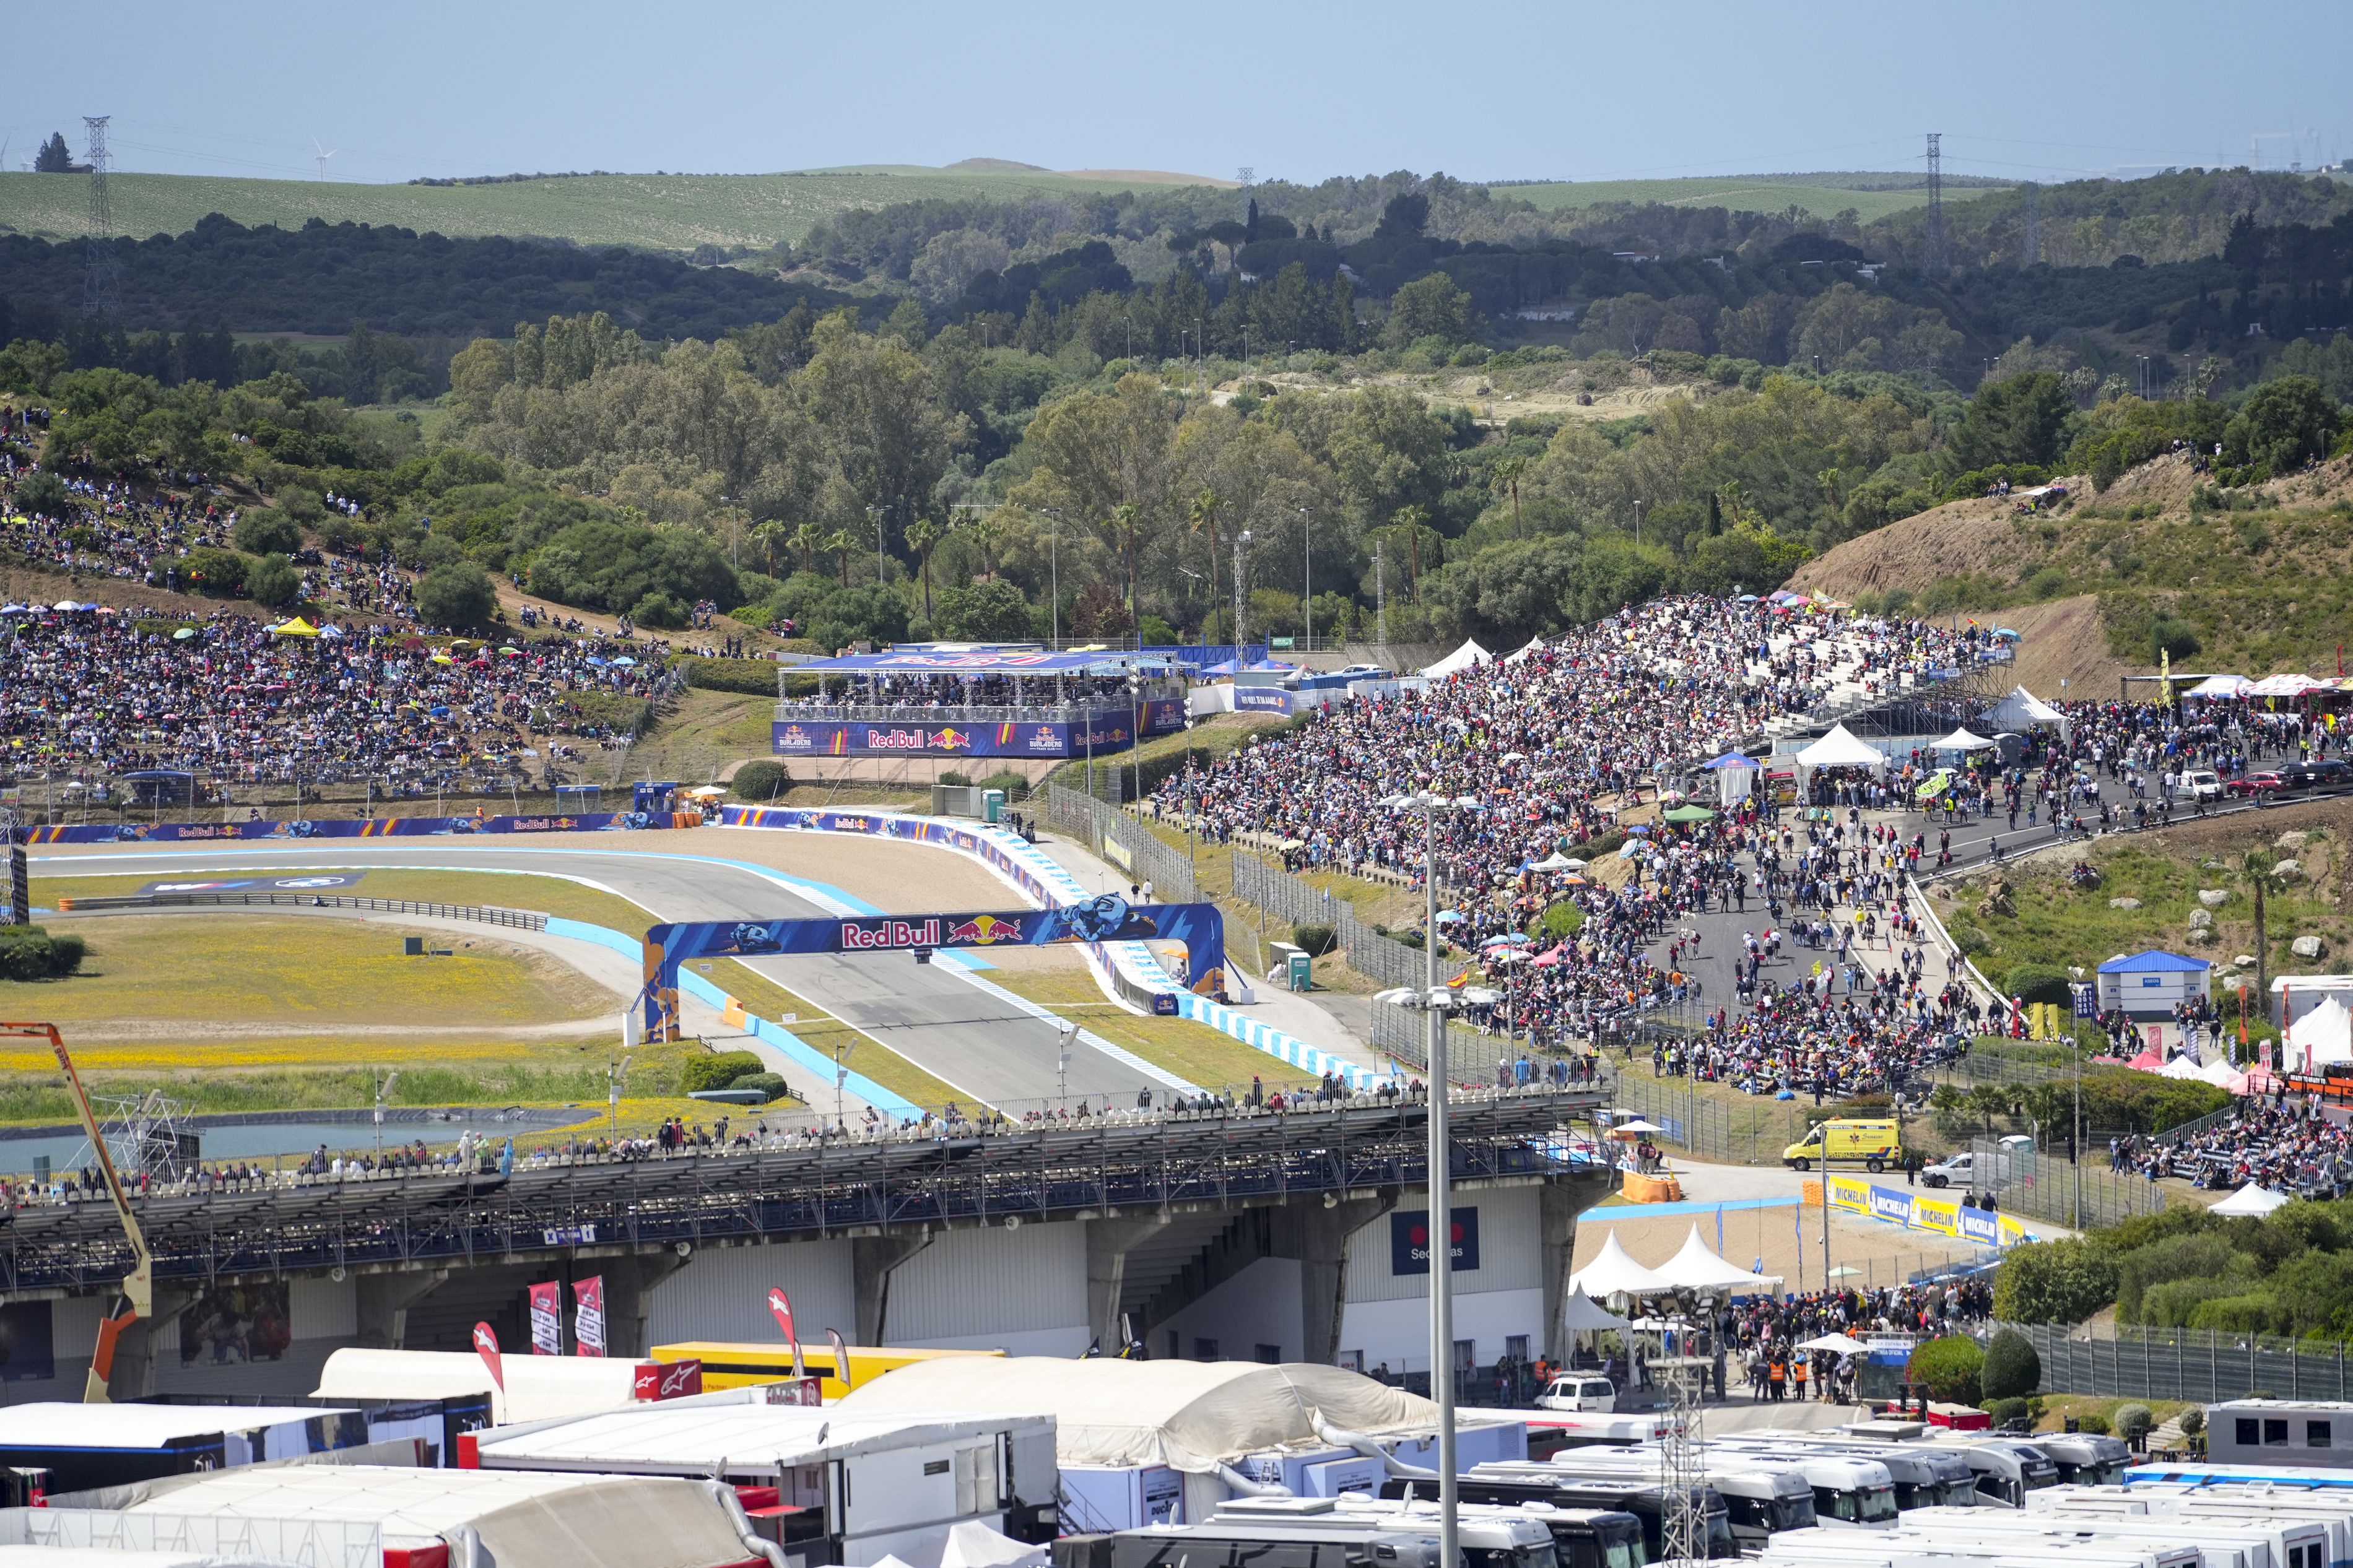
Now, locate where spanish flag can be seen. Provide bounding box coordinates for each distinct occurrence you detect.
[1447,969,1472,989]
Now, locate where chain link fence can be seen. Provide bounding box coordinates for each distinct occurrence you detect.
[2009,1319,2353,1403]
[1972,1135,2169,1230]
[1610,1072,1819,1166]
[1042,786,1198,903]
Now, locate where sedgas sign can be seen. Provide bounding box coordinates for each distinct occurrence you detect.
[1390,1206,1479,1275]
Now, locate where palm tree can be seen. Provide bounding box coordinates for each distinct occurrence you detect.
[2242,848,2284,1013]
[1110,502,1143,630]
[1395,505,1427,604]
[967,511,1001,579]
[1490,457,1526,540]
[907,516,945,619]
[751,520,789,576]
[825,528,856,588]
[789,521,826,578]
[1188,489,1224,639]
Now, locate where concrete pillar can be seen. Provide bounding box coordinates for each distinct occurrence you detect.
[852,1232,930,1346]
[1540,1174,1610,1363]
[1085,1216,1171,1353]
[357,1268,450,1349]
[596,1252,689,1358]
[105,1288,194,1401]
[1272,1194,1394,1367]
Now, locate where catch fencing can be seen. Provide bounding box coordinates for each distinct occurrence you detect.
[2010,1319,2353,1403]
[54,891,550,930]
[1043,786,1199,903]
[1610,1072,1819,1167]
[1228,850,1428,990]
[1972,1135,2168,1230]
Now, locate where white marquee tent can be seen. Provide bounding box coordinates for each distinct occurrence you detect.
[1931,727,1999,752]
[1793,724,1887,774]
[1650,1224,1783,1295]
[2287,995,2353,1070]
[1421,639,1492,678]
[1567,1231,1671,1301]
[2212,1183,2294,1217]
[1981,686,2069,740]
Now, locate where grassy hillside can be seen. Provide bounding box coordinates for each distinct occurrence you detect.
[1502,171,2007,223]
[0,165,1224,252]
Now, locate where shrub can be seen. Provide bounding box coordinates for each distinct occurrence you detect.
[1994,1236,2120,1324]
[681,1050,763,1095]
[182,545,247,597]
[232,507,302,556]
[1905,1335,1985,1406]
[2003,962,2072,1006]
[2077,1411,2112,1434]
[2115,1403,2154,1445]
[681,656,781,696]
[1986,1396,2032,1428]
[937,771,973,787]
[631,590,687,629]
[1982,1327,2043,1400]
[245,553,302,610]
[1528,900,1585,943]
[415,561,499,632]
[2179,1405,2205,1436]
[1292,924,1337,958]
[979,769,1030,801]
[731,1071,790,1103]
[0,927,84,981]
[729,760,791,802]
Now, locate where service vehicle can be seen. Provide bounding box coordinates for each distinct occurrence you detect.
[1781,1117,1902,1172]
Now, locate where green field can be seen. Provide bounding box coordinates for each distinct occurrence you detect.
[0,165,1225,251]
[1503,173,2006,223]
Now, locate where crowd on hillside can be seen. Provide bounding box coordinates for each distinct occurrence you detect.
[1157,598,1999,1097]
[2119,1098,2353,1196]
[0,604,669,794]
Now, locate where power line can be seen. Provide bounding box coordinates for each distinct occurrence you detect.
[82,115,121,318]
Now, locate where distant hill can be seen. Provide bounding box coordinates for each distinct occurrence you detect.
[0,165,1223,253]
[1498,171,2009,225]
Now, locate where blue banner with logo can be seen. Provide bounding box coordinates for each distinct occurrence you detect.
[25,810,691,845]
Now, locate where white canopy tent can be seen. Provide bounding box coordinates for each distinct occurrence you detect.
[1560,1286,1633,1332]
[1502,639,1547,664]
[2155,1054,2210,1080]
[2287,995,2353,1070]
[1980,685,2069,742]
[1794,1332,1871,1354]
[2250,674,2322,698]
[2185,674,2254,700]
[2198,1055,2241,1087]
[1931,727,1999,752]
[2212,1183,2294,1217]
[1566,1231,1672,1301]
[1793,725,1887,784]
[1421,639,1492,678]
[1650,1224,1784,1296]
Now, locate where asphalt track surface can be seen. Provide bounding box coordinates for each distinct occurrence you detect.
[28,835,1179,1112]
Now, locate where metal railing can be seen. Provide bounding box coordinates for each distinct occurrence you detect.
[2008,1319,2353,1403]
[53,891,552,931]
[772,700,1150,725]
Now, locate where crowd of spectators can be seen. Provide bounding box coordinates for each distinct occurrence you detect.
[2119,1099,2353,1195]
[1158,597,1998,1098]
[0,602,669,796]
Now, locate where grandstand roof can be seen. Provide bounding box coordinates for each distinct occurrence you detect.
[796,650,1176,674]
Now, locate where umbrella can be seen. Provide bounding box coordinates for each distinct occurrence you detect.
[1662,803,1718,823]
[612,656,638,667]
[1433,910,1466,924]
[51,600,76,611]
[500,645,523,656]
[172,628,196,640]
[1482,932,1531,946]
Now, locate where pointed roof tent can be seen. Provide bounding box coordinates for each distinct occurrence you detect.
[1566,1231,1671,1300]
[1932,727,1998,752]
[1980,685,2068,740]
[1651,1223,1783,1294]
[2287,995,2353,1070]
[1421,639,1492,677]
[1560,1286,1633,1332]
[1793,724,1887,771]
[2185,674,2253,699]
[2212,1183,2293,1217]
[1503,639,1547,664]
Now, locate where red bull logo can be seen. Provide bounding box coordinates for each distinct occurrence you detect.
[943,913,1024,945]
[841,917,942,950]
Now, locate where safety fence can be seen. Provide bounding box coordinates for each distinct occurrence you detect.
[1042,786,1199,904]
[2009,1319,2353,1403]
[1228,849,1430,991]
[1610,1073,1820,1167]
[53,891,551,930]
[1970,1135,2167,1231]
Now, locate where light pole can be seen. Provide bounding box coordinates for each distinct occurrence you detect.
[608,1053,631,1138]
[1411,787,1466,1568]
[1058,1018,1077,1109]
[833,1038,855,1133]
[373,1070,399,1155]
[1299,506,1314,654]
[1633,500,1643,548]
[1233,530,1251,666]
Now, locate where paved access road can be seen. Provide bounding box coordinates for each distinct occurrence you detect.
[30,835,1179,1112]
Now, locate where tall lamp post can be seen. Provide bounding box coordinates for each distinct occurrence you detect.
[1041,509,1063,646]
[1299,506,1315,654]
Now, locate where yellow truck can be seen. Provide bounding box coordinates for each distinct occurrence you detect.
[1781,1117,1901,1174]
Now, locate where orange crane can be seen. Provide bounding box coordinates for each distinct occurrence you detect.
[3,1022,152,1400]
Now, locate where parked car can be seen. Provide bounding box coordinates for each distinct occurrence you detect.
[2181,769,2223,800]
[2227,770,2290,797]
[2312,759,2353,787]
[1921,1135,2033,1190]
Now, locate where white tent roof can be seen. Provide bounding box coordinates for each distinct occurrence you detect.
[834,1356,1448,1473]
[2250,674,2321,697]
[2198,1056,2241,1086]
[1932,727,1999,752]
[2156,1054,2210,1080]
[2185,675,2253,699]
[1567,1231,1672,1300]
[2212,1183,2293,1217]
[1650,1224,1783,1294]
[1502,639,1547,664]
[1561,1286,1633,1332]
[1981,685,2065,730]
[1794,724,1886,771]
[474,1405,1032,1475]
[313,1348,646,1426]
[2288,995,2353,1070]
[1421,639,1492,677]
[1794,1332,1870,1354]
[941,1522,1050,1568]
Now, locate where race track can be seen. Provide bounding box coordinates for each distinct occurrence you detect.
[28,833,1183,1112]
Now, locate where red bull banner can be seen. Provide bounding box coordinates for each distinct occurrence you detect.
[24,809,694,845]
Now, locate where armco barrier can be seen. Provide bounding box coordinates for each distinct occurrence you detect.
[56,891,549,929]
[721,803,1390,1089]
[22,808,697,845]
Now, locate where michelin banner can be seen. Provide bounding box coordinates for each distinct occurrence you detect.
[1829,1174,2029,1248]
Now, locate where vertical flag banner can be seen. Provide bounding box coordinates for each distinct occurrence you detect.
[828,1328,851,1390]
[528,1281,564,1355]
[472,1322,505,1390]
[767,1287,806,1377]
[573,1276,606,1358]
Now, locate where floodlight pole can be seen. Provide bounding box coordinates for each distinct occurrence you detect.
[1421,791,1458,1568]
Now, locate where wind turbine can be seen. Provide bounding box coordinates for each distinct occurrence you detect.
[311,137,337,181]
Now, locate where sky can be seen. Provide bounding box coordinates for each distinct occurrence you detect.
[6,0,2345,188]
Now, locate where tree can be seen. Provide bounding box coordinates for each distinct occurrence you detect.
[415,561,499,633]
[907,515,945,618]
[1110,501,1143,622]
[1188,489,1224,638]
[1991,1236,2120,1325]
[825,527,856,587]
[1384,272,1478,349]
[233,508,302,557]
[1981,1328,2042,1400]
[245,553,302,610]
[933,578,1034,641]
[2230,375,2339,472]
[33,133,73,173]
[2243,849,2286,1003]
[789,521,825,577]
[1946,371,2077,472]
[1394,505,1429,603]
[1491,456,1527,540]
